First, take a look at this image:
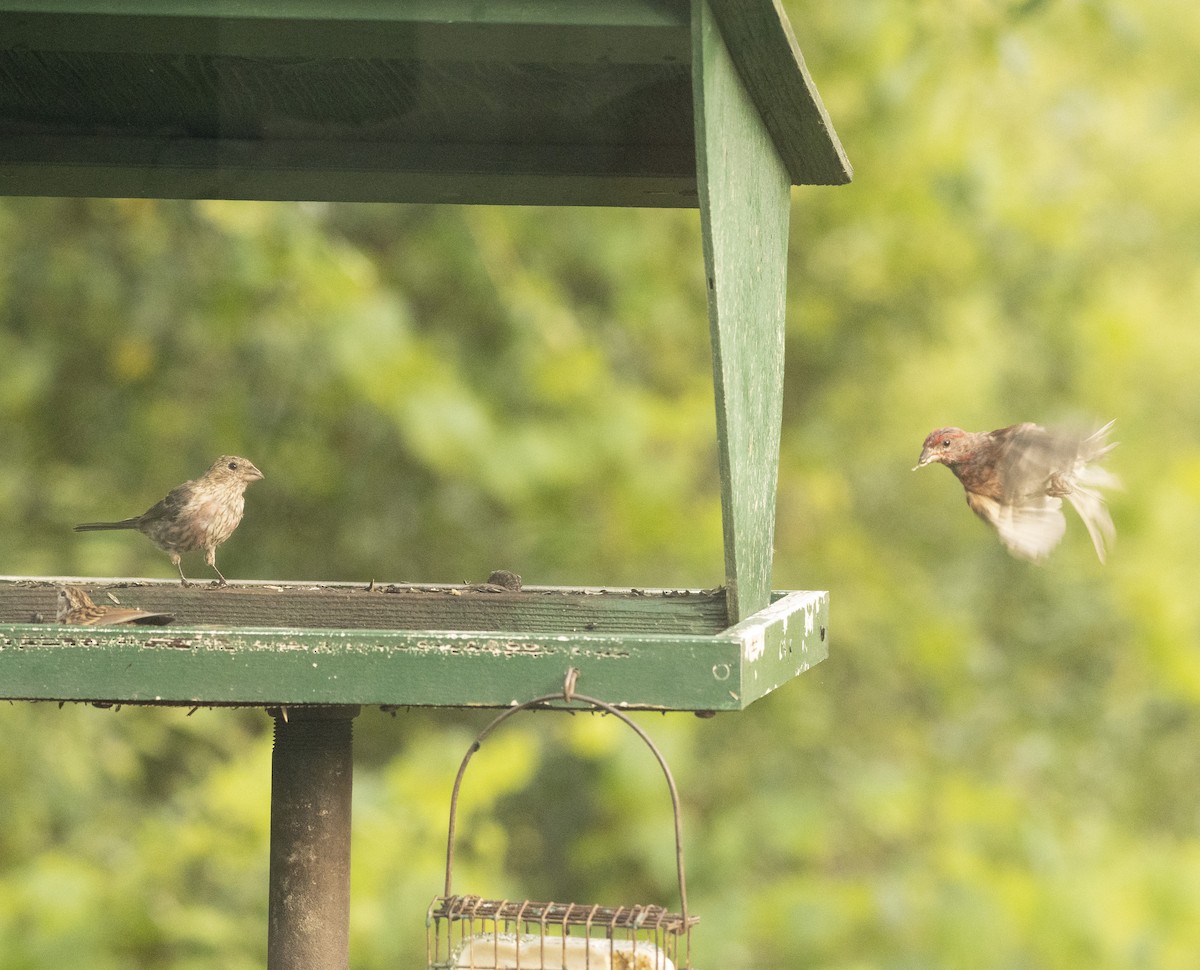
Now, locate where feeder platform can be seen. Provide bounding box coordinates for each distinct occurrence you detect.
[0,578,827,712]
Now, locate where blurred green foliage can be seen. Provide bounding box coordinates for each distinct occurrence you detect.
[2,0,1199,967]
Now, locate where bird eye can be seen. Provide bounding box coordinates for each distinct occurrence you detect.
[227,461,238,470]
[941,438,951,448]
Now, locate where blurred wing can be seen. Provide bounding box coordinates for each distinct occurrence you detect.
[967,491,1066,562]
[994,423,1080,502]
[999,420,1119,563]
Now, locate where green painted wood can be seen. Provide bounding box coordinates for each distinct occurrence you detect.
[0,137,698,208]
[0,0,847,204]
[0,579,826,711]
[1,1,691,60]
[729,589,828,705]
[693,0,792,622]
[0,1,692,207]
[707,0,852,186]
[0,1,695,206]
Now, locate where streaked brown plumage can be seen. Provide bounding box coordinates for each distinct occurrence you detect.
[471,569,524,593]
[56,586,175,626]
[914,421,1118,562]
[74,455,263,586]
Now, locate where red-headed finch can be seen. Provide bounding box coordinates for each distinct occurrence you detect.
[914,421,1118,562]
[74,455,263,585]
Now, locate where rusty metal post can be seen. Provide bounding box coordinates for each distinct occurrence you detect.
[267,705,360,970]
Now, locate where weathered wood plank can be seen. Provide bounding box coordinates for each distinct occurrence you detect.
[0,578,729,635]
[0,2,697,206]
[0,136,699,208]
[0,0,847,204]
[1,2,692,62]
[693,0,791,622]
[731,589,828,704]
[0,579,826,710]
[0,625,739,709]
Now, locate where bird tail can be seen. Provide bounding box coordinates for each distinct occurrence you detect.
[1080,419,1118,464]
[74,519,141,532]
[1066,471,1117,563]
[1067,421,1120,563]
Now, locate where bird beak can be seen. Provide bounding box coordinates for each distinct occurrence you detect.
[246,462,264,481]
[913,449,933,471]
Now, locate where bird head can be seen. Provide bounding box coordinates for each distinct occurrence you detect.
[208,456,265,484]
[56,586,88,622]
[914,428,973,470]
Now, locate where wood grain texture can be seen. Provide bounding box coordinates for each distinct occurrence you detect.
[0,136,699,208]
[0,579,826,711]
[693,0,791,622]
[0,4,697,206]
[0,0,848,203]
[1,3,691,61]
[0,578,729,634]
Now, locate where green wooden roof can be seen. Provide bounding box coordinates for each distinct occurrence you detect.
[0,0,850,205]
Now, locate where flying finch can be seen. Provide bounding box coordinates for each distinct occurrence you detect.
[56,586,175,626]
[74,455,264,585]
[914,421,1118,562]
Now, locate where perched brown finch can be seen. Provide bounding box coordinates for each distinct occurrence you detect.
[56,586,175,626]
[471,569,524,593]
[914,421,1118,562]
[74,455,264,585]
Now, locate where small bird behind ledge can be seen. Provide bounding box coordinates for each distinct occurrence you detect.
[74,455,263,586]
[56,586,175,626]
[914,420,1119,562]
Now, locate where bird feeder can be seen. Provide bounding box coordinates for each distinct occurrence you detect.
[427,686,698,970]
[0,1,849,966]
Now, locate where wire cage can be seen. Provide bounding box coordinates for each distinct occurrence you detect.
[427,680,699,970]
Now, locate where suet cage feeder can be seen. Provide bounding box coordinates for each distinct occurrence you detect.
[428,687,698,970]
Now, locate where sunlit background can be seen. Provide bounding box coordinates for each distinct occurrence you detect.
[2,1,1199,967]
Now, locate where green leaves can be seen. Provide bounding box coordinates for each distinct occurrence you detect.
[1,0,1199,966]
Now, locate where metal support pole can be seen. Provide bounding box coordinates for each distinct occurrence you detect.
[267,705,360,970]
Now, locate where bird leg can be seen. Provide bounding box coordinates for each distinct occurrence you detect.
[1045,472,1071,497]
[171,554,191,587]
[206,549,229,587]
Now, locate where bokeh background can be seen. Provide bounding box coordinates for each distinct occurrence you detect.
[2,1,1199,967]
